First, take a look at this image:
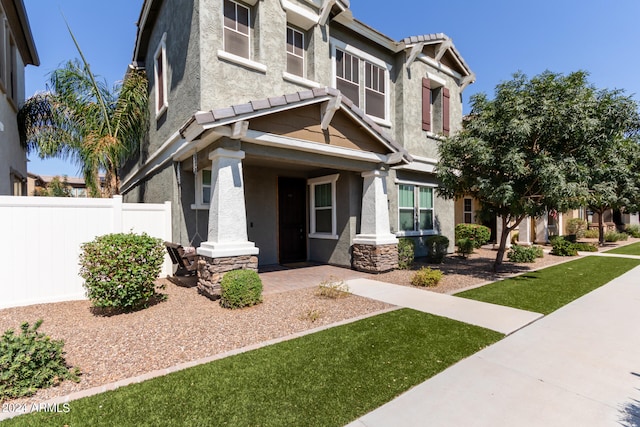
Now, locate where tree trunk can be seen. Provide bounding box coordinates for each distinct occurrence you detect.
[598,209,605,246]
[493,217,511,272]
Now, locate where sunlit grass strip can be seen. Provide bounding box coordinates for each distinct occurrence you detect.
[457,256,640,314]
[4,309,502,427]
[605,242,640,256]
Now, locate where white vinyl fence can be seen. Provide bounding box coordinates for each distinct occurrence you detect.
[0,195,172,309]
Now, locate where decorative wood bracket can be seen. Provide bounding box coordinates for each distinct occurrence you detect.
[321,94,342,130]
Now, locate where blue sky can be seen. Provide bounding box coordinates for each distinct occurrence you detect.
[24,0,640,177]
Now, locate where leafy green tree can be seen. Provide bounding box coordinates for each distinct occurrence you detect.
[437,71,637,271]
[33,175,72,197]
[18,25,148,197]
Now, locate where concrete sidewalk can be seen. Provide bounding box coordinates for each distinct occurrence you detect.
[346,278,543,335]
[348,264,640,427]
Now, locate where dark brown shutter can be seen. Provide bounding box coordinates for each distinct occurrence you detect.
[443,87,450,136]
[422,78,431,132]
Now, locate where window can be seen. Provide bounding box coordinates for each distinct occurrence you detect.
[10,170,24,196]
[286,26,304,77]
[422,78,450,136]
[308,174,339,239]
[398,184,435,233]
[365,62,385,119]
[335,49,359,107]
[194,169,212,207]
[223,0,250,59]
[463,198,473,223]
[333,43,389,122]
[154,33,168,117]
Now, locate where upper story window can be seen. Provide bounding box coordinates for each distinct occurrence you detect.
[422,77,450,136]
[335,49,360,107]
[333,41,389,123]
[223,0,250,59]
[286,26,304,77]
[154,33,168,117]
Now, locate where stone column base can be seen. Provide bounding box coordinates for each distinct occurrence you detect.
[352,243,398,273]
[197,254,258,300]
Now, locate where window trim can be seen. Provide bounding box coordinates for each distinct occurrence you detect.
[395,181,437,237]
[463,198,473,224]
[154,33,168,118]
[308,174,339,240]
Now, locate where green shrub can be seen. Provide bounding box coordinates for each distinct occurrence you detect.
[605,231,629,242]
[564,234,577,243]
[625,224,640,238]
[79,232,165,311]
[316,277,350,299]
[220,269,263,309]
[397,238,415,270]
[566,218,588,238]
[550,237,578,256]
[456,237,475,258]
[572,242,598,252]
[584,228,599,238]
[0,320,80,401]
[425,235,449,263]
[410,267,443,287]
[507,245,540,263]
[454,224,491,249]
[511,232,519,244]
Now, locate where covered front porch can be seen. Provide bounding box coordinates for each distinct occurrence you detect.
[176,87,411,297]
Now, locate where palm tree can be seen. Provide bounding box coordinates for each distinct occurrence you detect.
[18,27,148,197]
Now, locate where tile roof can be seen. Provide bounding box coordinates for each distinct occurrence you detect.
[184,87,412,162]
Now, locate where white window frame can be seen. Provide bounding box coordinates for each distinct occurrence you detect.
[223,0,250,58]
[395,180,437,237]
[330,39,391,127]
[308,173,339,240]
[154,33,168,118]
[286,25,305,77]
[191,168,212,210]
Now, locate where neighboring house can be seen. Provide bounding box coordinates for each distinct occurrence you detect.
[0,0,38,195]
[121,0,474,288]
[27,173,103,197]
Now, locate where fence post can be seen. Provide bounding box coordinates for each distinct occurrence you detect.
[113,195,123,233]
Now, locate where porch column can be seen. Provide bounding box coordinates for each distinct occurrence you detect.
[517,217,532,246]
[196,148,258,299]
[352,170,398,272]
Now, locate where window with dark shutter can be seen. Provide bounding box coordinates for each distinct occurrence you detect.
[422,78,431,132]
[223,0,250,59]
[335,49,360,107]
[286,27,304,77]
[155,49,164,111]
[443,87,450,136]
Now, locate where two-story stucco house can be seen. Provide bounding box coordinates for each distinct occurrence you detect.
[121,0,474,295]
[0,0,38,196]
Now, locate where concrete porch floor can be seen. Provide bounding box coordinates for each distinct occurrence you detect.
[259,264,373,295]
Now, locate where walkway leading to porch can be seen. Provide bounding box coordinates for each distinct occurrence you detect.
[259,264,372,295]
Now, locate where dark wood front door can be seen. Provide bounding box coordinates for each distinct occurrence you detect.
[278,177,307,263]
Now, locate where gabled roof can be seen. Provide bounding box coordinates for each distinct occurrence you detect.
[402,33,473,80]
[180,87,412,164]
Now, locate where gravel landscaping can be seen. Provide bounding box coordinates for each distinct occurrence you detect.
[1,236,637,408]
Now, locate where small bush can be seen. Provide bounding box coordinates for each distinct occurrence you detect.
[410,267,443,287]
[573,242,598,252]
[79,232,165,311]
[605,231,629,242]
[425,235,449,263]
[0,320,80,401]
[566,218,588,238]
[511,232,519,245]
[564,234,577,243]
[397,238,415,270]
[220,269,263,309]
[550,237,578,256]
[507,245,540,263]
[625,224,640,238]
[454,224,491,248]
[584,229,599,238]
[456,237,475,258]
[316,277,350,299]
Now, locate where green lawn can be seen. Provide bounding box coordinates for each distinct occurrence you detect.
[3,309,502,427]
[605,242,640,256]
[456,256,640,314]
